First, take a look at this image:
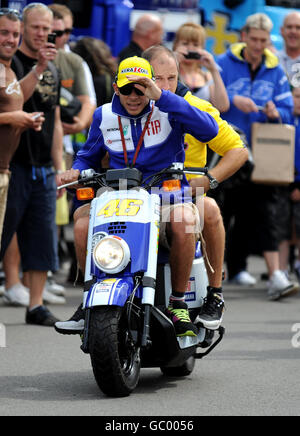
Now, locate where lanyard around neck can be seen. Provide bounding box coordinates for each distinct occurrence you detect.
[118,104,154,168]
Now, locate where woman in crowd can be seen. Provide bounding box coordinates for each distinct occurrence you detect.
[173,22,229,113]
[72,37,117,107]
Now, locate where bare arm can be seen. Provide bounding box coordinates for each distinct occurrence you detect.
[51,106,64,197]
[199,50,230,113]
[0,110,44,131]
[20,43,57,102]
[208,68,230,113]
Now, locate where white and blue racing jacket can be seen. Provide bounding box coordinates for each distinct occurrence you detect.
[73,89,218,189]
[217,43,294,146]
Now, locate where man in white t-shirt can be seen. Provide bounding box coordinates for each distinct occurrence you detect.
[278,12,300,87]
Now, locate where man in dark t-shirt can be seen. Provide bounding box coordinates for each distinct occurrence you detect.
[0,3,64,326]
[0,9,49,248]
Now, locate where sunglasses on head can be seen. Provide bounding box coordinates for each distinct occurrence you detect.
[0,7,21,19]
[119,83,145,96]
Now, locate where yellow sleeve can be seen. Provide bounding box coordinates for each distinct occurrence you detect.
[183,93,244,180]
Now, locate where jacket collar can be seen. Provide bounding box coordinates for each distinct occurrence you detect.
[111,93,153,120]
[229,42,279,69]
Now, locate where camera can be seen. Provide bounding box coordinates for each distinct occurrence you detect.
[47,33,56,44]
[184,52,201,60]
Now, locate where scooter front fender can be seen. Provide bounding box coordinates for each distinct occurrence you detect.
[83,277,136,309]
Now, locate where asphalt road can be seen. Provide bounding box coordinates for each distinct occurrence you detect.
[0,256,300,417]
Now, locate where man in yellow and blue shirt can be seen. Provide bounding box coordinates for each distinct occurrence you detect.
[143,45,247,329]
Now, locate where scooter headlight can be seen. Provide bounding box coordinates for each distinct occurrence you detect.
[93,236,130,274]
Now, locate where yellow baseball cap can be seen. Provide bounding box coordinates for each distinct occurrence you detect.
[116,56,153,88]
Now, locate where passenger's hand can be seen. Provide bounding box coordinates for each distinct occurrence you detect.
[189,176,210,196]
[233,95,259,113]
[126,75,162,101]
[57,169,81,189]
[263,101,280,120]
[62,117,85,135]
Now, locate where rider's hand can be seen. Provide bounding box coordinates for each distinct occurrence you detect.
[57,169,81,189]
[233,95,259,113]
[126,75,162,101]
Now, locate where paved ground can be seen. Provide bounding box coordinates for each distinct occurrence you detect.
[0,255,300,416]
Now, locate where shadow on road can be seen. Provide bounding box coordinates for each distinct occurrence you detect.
[0,369,182,402]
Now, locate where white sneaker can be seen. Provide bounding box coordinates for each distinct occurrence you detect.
[45,278,66,297]
[0,284,4,297]
[229,271,257,286]
[3,283,30,307]
[43,288,66,305]
[267,270,298,301]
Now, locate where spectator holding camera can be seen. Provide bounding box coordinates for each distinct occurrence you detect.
[0,3,64,325]
[173,22,229,113]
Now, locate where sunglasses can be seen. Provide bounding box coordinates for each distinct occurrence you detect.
[0,8,21,19]
[64,28,73,35]
[119,83,144,96]
[53,30,65,37]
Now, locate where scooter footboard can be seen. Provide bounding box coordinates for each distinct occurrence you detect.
[141,306,197,368]
[83,278,136,308]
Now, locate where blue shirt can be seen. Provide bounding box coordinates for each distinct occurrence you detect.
[217,43,294,146]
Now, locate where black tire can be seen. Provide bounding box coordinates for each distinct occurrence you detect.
[160,355,196,377]
[89,306,141,397]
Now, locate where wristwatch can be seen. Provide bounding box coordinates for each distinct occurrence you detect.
[206,172,219,190]
[32,65,43,81]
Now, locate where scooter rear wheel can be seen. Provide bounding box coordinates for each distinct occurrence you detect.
[89,306,141,397]
[160,355,195,377]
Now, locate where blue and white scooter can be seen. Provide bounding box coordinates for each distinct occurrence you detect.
[60,163,224,397]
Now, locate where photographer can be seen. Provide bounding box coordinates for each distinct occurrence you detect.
[173,22,229,113]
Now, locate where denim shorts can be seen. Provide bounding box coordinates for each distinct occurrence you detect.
[0,162,59,272]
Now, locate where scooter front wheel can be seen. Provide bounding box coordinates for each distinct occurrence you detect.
[89,306,141,397]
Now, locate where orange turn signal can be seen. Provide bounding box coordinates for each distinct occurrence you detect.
[162,179,181,192]
[76,187,95,201]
